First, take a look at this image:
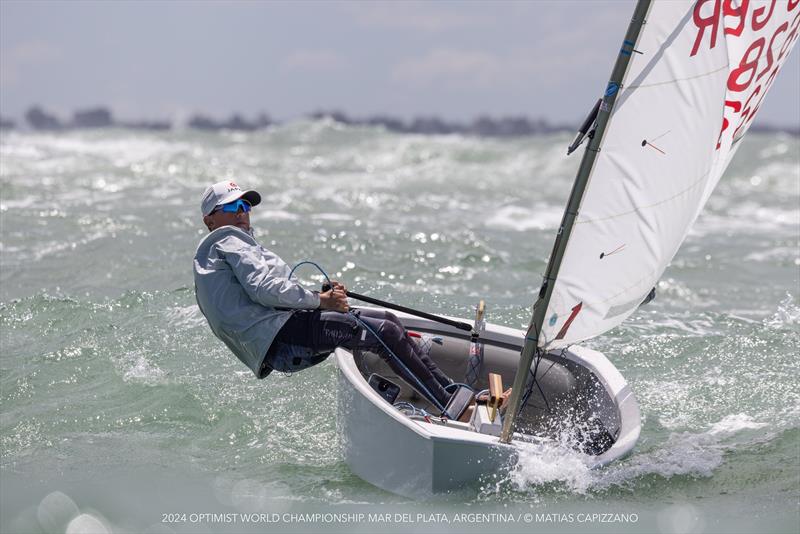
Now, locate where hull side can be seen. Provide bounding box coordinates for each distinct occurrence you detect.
[336,349,514,497]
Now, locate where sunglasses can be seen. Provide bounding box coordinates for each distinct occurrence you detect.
[213,199,251,214]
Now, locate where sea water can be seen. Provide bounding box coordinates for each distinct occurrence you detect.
[1,122,798,533]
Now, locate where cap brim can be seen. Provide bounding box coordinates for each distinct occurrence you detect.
[240,190,261,207]
[216,189,262,209]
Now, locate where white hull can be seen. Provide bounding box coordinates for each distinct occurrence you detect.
[335,308,640,498]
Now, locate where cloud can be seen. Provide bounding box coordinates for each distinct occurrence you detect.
[281,49,348,72]
[391,48,537,90]
[0,41,63,88]
[339,2,483,32]
[390,24,617,93]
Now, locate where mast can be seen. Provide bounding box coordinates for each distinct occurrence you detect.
[500,0,654,443]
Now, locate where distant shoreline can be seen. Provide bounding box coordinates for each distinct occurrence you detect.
[1,105,798,137]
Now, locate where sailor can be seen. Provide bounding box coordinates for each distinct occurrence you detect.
[193,181,455,408]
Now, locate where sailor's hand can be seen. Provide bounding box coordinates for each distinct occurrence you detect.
[330,280,347,293]
[319,288,349,312]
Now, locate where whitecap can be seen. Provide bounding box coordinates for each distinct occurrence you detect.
[312,212,353,222]
[744,246,799,263]
[707,413,768,436]
[122,352,167,385]
[764,294,799,329]
[163,305,206,329]
[692,202,799,236]
[251,209,299,221]
[485,204,562,231]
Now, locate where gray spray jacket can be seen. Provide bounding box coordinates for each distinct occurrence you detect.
[193,225,320,378]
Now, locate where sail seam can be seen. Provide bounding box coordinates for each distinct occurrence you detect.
[626,63,729,89]
[575,166,712,225]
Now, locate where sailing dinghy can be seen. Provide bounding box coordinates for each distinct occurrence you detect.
[335,0,799,497]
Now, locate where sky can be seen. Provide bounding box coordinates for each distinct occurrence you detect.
[1,0,799,127]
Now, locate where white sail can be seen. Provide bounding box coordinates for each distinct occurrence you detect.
[540,0,799,348]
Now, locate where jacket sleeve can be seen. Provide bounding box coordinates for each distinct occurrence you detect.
[218,235,321,309]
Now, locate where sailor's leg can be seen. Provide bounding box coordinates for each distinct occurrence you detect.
[266,310,370,372]
[353,308,453,387]
[265,343,329,373]
[410,338,453,388]
[275,308,451,407]
[265,310,335,373]
[346,311,451,408]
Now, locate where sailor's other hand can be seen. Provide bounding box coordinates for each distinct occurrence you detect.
[319,288,349,312]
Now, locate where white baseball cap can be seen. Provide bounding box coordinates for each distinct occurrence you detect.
[201,181,261,216]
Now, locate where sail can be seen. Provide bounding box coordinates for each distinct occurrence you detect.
[539,0,799,348]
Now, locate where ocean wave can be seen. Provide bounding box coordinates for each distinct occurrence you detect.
[485,204,562,231]
[764,294,799,329]
[691,202,799,236]
[163,304,206,329]
[13,132,192,165]
[121,351,168,386]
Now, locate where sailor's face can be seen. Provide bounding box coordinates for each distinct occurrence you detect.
[203,201,251,232]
